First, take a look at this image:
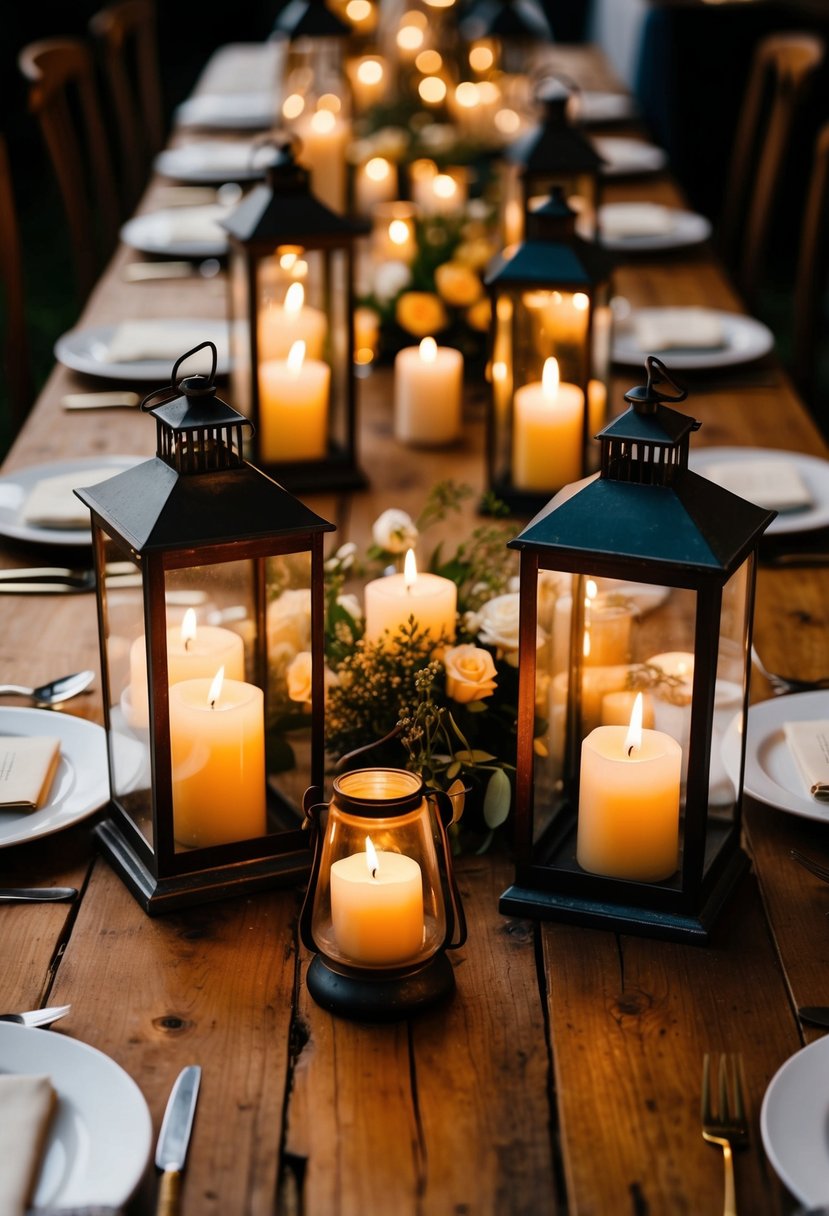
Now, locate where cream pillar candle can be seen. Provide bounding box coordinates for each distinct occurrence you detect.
[258,340,330,463]
[577,693,682,881]
[169,668,266,849]
[601,690,655,728]
[372,203,418,263]
[297,108,349,213]
[394,337,463,446]
[354,157,398,215]
[364,548,456,646]
[347,55,387,111]
[258,282,327,362]
[512,358,584,492]
[330,834,424,964]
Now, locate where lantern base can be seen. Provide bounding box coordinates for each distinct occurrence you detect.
[306,951,455,1021]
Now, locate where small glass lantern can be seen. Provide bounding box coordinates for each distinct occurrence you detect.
[500,358,775,941]
[300,768,467,1019]
[75,344,335,914]
[483,191,614,516]
[459,0,552,74]
[223,142,367,493]
[274,0,349,105]
[501,78,604,246]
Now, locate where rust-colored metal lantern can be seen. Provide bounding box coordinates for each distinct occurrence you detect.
[501,358,775,941]
[76,344,335,914]
[223,142,367,493]
[484,191,614,517]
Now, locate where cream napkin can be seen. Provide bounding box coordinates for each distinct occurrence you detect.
[0,736,61,810]
[634,308,725,351]
[177,93,274,126]
[784,720,829,802]
[20,466,118,529]
[601,204,674,239]
[704,459,813,512]
[154,205,231,245]
[171,141,262,173]
[0,1074,57,1215]
[105,321,228,365]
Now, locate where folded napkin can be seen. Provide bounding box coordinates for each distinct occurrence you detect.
[601,204,675,239]
[104,321,228,365]
[20,466,118,530]
[0,1074,57,1214]
[703,458,813,512]
[0,736,61,810]
[172,141,262,173]
[784,720,829,801]
[634,308,725,351]
[154,204,231,245]
[178,92,274,125]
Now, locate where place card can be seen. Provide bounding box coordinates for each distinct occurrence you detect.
[0,1074,57,1213]
[634,308,725,351]
[703,459,813,512]
[783,720,829,802]
[0,736,61,811]
[20,467,118,529]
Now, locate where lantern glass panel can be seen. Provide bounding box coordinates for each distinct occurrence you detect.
[710,558,752,812]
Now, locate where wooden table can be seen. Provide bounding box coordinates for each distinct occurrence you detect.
[2,42,828,1216]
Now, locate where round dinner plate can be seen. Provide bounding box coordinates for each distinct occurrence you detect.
[0,1023,152,1208]
[592,135,668,176]
[0,455,144,547]
[174,90,276,130]
[598,203,712,253]
[612,307,774,370]
[720,690,829,823]
[761,1034,829,1206]
[120,207,229,258]
[572,90,637,125]
[55,319,231,382]
[689,447,829,535]
[155,140,273,183]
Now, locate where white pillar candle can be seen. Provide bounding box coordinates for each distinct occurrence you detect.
[394,337,463,446]
[372,203,418,262]
[347,55,387,111]
[512,357,585,491]
[258,339,330,463]
[258,281,327,362]
[330,834,424,964]
[577,693,681,881]
[354,156,398,215]
[364,548,456,647]
[296,108,350,213]
[169,668,266,849]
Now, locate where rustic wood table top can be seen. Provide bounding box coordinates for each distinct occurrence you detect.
[1,41,828,1216]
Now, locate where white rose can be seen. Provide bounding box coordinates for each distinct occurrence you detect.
[373,259,411,304]
[267,588,312,665]
[286,651,338,704]
[337,593,363,621]
[372,508,418,554]
[443,644,498,703]
[477,593,544,665]
[419,123,455,153]
[371,126,409,160]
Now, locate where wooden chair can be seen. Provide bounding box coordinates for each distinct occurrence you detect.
[18,38,120,303]
[89,0,165,212]
[718,31,824,306]
[0,133,33,434]
[792,120,829,406]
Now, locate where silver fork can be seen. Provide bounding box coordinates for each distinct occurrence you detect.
[790,848,829,884]
[701,1052,749,1216]
[751,645,829,696]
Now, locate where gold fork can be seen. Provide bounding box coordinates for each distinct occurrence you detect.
[701,1053,749,1216]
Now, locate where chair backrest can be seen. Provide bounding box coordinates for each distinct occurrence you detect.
[719,31,824,305]
[0,133,33,434]
[89,0,164,212]
[793,120,829,404]
[18,37,121,303]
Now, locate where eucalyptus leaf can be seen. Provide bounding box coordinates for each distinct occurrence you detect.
[466,700,487,714]
[455,749,496,764]
[447,777,466,824]
[483,768,511,828]
[446,760,461,779]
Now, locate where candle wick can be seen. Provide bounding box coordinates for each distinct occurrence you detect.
[184,637,191,652]
[627,744,636,758]
[210,697,216,710]
[371,867,377,879]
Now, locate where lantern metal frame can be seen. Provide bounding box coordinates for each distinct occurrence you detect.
[500,358,775,942]
[76,343,335,914]
[223,142,368,493]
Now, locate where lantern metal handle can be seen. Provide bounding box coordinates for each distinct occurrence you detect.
[426,790,468,951]
[298,784,327,952]
[139,341,219,412]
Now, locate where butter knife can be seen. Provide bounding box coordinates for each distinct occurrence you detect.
[798,1006,829,1029]
[62,392,141,410]
[156,1065,201,1216]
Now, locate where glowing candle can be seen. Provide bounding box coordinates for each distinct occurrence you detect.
[169,666,266,849]
[512,357,584,491]
[296,108,349,213]
[330,834,424,964]
[364,548,456,647]
[372,202,418,262]
[577,693,681,881]
[258,339,330,463]
[394,336,463,445]
[258,281,327,362]
[347,55,387,111]
[354,156,398,215]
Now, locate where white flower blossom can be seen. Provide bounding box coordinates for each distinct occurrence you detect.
[373,260,411,304]
[372,508,418,554]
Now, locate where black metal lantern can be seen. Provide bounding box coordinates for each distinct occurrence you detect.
[500,357,775,942]
[300,769,467,1019]
[484,191,614,516]
[223,142,367,493]
[459,0,552,75]
[75,344,335,914]
[502,78,604,246]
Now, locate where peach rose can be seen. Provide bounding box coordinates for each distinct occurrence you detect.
[396,291,448,337]
[286,651,338,704]
[444,644,498,703]
[435,261,483,308]
[466,297,491,332]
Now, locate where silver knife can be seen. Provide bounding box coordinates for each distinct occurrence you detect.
[798,1006,829,1028]
[155,1065,201,1216]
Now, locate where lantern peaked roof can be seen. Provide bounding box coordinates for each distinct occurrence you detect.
[506,83,603,173]
[485,236,609,290]
[459,0,552,41]
[272,0,350,40]
[222,151,364,246]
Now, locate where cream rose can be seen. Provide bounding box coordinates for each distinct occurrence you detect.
[444,644,497,703]
[267,588,312,664]
[372,508,418,554]
[477,592,547,665]
[286,651,338,704]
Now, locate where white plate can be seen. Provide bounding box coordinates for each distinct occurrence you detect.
[120,207,229,258]
[0,1023,152,1208]
[592,135,668,176]
[155,140,273,183]
[689,447,829,535]
[175,91,276,130]
[761,1034,829,1206]
[0,455,143,547]
[55,319,231,382]
[598,203,712,252]
[612,307,774,370]
[572,90,637,125]
[721,691,829,823]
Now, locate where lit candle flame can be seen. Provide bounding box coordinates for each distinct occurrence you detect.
[585,579,597,605]
[541,357,560,401]
[455,81,480,108]
[181,607,197,652]
[282,93,304,120]
[419,76,446,104]
[625,692,644,757]
[419,336,437,364]
[365,834,379,878]
[310,108,336,134]
[583,631,591,659]
[346,0,371,21]
[208,665,225,709]
[357,58,384,85]
[284,281,304,314]
[287,339,306,374]
[404,547,418,591]
[573,292,590,312]
[389,219,410,246]
[433,173,457,199]
[366,156,390,182]
[492,360,508,383]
